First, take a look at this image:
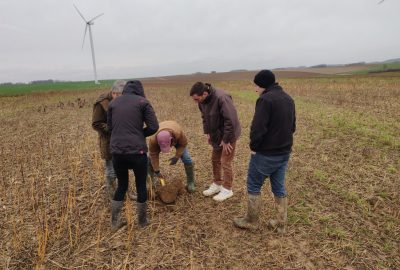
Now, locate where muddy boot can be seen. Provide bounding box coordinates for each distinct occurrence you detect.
[268,196,288,234]
[111,200,127,232]
[105,176,116,200]
[184,163,196,193]
[137,202,149,228]
[233,194,262,229]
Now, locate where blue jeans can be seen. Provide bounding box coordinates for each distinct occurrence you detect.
[180,148,193,165]
[247,153,290,198]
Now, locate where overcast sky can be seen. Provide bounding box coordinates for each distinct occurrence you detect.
[0,0,399,83]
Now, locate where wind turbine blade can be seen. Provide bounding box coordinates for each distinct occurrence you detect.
[73,4,87,22]
[89,13,104,23]
[81,25,88,49]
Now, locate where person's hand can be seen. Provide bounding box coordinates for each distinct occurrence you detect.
[251,151,256,155]
[220,141,233,155]
[169,156,179,165]
[154,170,164,178]
[206,134,211,145]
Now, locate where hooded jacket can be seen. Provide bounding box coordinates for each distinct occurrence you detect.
[250,83,296,155]
[107,80,159,154]
[198,85,241,148]
[92,91,113,159]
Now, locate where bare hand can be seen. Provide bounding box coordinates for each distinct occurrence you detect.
[220,141,233,155]
[206,134,211,145]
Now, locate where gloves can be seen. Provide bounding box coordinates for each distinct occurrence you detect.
[169,156,179,165]
[154,170,164,178]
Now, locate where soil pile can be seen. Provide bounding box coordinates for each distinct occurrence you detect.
[155,177,185,204]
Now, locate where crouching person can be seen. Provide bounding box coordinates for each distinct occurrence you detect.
[148,120,196,193]
[107,80,159,231]
[233,70,296,234]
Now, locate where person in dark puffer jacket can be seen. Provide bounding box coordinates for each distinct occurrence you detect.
[234,70,296,234]
[107,80,159,231]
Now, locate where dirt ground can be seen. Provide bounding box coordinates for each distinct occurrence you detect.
[0,72,399,269]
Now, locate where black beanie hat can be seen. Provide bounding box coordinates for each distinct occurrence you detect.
[254,70,275,89]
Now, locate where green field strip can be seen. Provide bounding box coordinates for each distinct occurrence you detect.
[0,80,116,96]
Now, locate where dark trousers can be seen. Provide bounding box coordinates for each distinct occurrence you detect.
[112,153,148,203]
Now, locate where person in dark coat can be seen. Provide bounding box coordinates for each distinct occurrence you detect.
[92,80,125,199]
[107,80,159,231]
[234,70,296,234]
[190,82,241,202]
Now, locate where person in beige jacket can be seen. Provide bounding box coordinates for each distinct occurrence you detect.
[148,120,196,193]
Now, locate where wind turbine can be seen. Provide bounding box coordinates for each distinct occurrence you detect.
[73,4,104,84]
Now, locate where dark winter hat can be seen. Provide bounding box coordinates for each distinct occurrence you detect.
[254,70,276,89]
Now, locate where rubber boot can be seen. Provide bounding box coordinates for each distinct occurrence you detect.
[184,163,196,193]
[268,196,288,234]
[233,194,262,230]
[137,202,149,228]
[111,200,127,232]
[105,176,116,200]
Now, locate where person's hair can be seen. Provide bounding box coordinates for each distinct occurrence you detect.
[190,82,211,96]
[111,80,126,93]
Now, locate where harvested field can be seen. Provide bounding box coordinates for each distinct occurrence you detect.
[281,65,376,75]
[142,70,323,88]
[0,73,399,269]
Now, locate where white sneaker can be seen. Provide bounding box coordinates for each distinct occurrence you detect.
[213,187,233,202]
[203,183,221,197]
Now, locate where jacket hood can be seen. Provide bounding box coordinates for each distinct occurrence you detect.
[94,91,112,104]
[122,80,145,97]
[202,84,215,104]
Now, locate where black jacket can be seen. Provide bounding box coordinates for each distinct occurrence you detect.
[250,83,296,155]
[107,80,159,154]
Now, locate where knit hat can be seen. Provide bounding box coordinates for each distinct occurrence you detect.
[254,70,275,89]
[157,130,172,153]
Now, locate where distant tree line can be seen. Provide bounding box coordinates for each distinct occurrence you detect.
[0,79,67,86]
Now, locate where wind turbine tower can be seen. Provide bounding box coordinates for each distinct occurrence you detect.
[73,4,104,84]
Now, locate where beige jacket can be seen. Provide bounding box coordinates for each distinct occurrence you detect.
[149,121,188,171]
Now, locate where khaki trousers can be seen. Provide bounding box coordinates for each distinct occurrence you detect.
[211,142,236,190]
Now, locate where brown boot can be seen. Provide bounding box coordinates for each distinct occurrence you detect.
[268,196,288,234]
[233,194,262,230]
